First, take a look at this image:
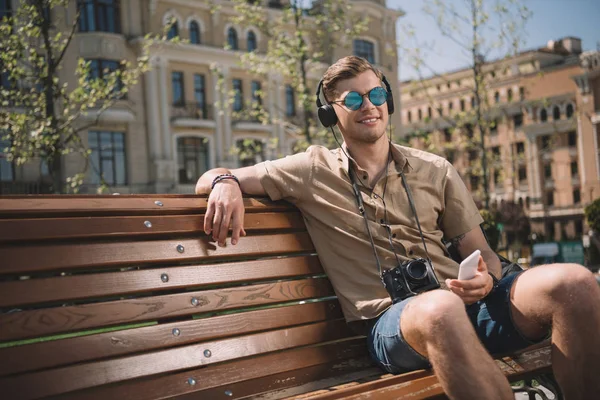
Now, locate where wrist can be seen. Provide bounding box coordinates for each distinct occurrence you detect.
[211,174,240,190]
[485,272,499,297]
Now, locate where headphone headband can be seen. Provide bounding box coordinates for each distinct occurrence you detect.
[316,74,395,127]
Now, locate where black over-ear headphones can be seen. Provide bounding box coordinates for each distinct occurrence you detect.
[315,75,395,128]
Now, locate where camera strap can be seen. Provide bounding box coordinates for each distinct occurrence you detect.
[348,161,434,278]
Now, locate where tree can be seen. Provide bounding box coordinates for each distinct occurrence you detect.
[0,0,170,193]
[226,0,368,152]
[400,0,531,209]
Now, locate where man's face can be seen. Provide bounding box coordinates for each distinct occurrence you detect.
[331,70,389,144]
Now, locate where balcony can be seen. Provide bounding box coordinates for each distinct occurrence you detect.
[0,181,53,195]
[171,103,216,129]
[232,111,273,132]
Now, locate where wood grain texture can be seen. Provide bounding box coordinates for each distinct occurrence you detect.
[0,255,323,308]
[1,232,315,274]
[0,300,343,377]
[0,277,335,341]
[0,212,306,243]
[50,339,370,400]
[0,320,355,400]
[0,196,289,217]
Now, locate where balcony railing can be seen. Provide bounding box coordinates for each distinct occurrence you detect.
[0,181,53,195]
[171,103,213,121]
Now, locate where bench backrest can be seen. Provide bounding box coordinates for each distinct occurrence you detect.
[0,195,369,400]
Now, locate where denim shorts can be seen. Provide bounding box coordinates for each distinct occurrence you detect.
[366,271,547,374]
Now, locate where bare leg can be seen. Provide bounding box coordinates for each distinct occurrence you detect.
[401,290,513,400]
[510,264,600,400]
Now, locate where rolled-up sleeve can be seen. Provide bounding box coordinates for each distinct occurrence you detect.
[255,147,315,203]
[439,161,483,239]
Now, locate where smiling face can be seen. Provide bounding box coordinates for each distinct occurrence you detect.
[331,70,389,145]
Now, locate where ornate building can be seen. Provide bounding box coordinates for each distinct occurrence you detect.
[0,0,403,194]
[400,37,600,241]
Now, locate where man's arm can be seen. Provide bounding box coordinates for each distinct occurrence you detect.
[196,166,266,247]
[446,226,502,304]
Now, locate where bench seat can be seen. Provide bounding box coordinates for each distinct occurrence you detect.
[0,195,553,400]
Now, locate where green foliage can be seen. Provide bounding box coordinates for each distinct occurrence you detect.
[0,0,171,193]
[585,198,600,232]
[228,0,368,152]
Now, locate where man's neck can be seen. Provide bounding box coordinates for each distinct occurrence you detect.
[346,137,390,186]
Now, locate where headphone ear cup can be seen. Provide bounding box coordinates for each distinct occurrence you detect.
[318,104,338,127]
[387,92,395,115]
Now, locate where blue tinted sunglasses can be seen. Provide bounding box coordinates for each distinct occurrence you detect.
[332,86,388,111]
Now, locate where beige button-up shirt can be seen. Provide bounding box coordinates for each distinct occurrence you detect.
[256,143,483,322]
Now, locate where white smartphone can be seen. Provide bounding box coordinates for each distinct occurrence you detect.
[458,249,481,280]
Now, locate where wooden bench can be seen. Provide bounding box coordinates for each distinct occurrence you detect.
[0,195,557,400]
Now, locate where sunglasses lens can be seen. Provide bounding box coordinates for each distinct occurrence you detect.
[344,92,363,110]
[369,87,387,106]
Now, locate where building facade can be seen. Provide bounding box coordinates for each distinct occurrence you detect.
[400,37,600,241]
[0,0,403,194]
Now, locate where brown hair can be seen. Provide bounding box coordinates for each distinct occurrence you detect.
[321,56,383,102]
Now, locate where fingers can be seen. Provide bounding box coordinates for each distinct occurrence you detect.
[217,208,232,246]
[204,199,215,235]
[211,203,224,242]
[231,209,246,245]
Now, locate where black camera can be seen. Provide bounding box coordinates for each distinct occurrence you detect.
[382,258,440,303]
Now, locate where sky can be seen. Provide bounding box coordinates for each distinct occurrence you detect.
[390,0,600,81]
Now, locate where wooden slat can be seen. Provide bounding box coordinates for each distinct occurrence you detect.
[0,320,356,400]
[297,345,554,400]
[0,277,335,341]
[0,255,323,308]
[0,300,344,377]
[51,339,370,400]
[0,232,315,274]
[0,212,306,243]
[0,196,289,217]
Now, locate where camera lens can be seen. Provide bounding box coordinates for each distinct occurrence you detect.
[406,260,428,280]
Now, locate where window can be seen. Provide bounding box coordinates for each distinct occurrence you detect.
[251,80,261,107]
[494,91,500,103]
[167,20,179,39]
[571,161,578,177]
[445,149,455,163]
[437,107,443,116]
[444,128,452,142]
[492,146,500,159]
[247,30,257,52]
[407,110,412,123]
[546,191,554,206]
[553,105,561,121]
[575,220,583,235]
[232,79,243,111]
[519,87,525,101]
[177,137,209,184]
[540,108,548,122]
[573,189,581,204]
[427,107,432,118]
[460,99,465,111]
[470,175,479,190]
[78,0,121,33]
[0,0,11,20]
[494,170,500,185]
[88,131,127,185]
[227,27,238,50]
[471,97,475,109]
[544,164,552,179]
[469,150,478,161]
[171,71,184,106]
[516,142,525,155]
[448,101,453,113]
[566,104,574,118]
[568,131,577,147]
[541,135,551,150]
[87,59,123,98]
[513,113,523,128]
[417,109,422,121]
[0,139,14,182]
[285,85,295,117]
[490,119,498,134]
[507,89,513,102]
[189,21,200,44]
[518,166,527,182]
[237,139,264,167]
[193,74,206,118]
[353,39,375,64]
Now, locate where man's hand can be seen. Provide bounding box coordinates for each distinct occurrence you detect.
[445,255,493,304]
[203,180,246,247]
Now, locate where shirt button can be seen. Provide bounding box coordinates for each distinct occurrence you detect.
[363,175,367,180]
[408,250,414,256]
[392,233,397,238]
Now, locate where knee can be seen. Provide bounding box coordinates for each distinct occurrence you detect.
[540,264,600,304]
[403,290,466,338]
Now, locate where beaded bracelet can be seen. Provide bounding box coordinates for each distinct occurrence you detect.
[211,173,241,190]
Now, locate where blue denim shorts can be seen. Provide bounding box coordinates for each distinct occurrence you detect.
[366,271,547,374]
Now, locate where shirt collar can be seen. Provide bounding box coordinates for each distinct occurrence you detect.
[338,142,412,176]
